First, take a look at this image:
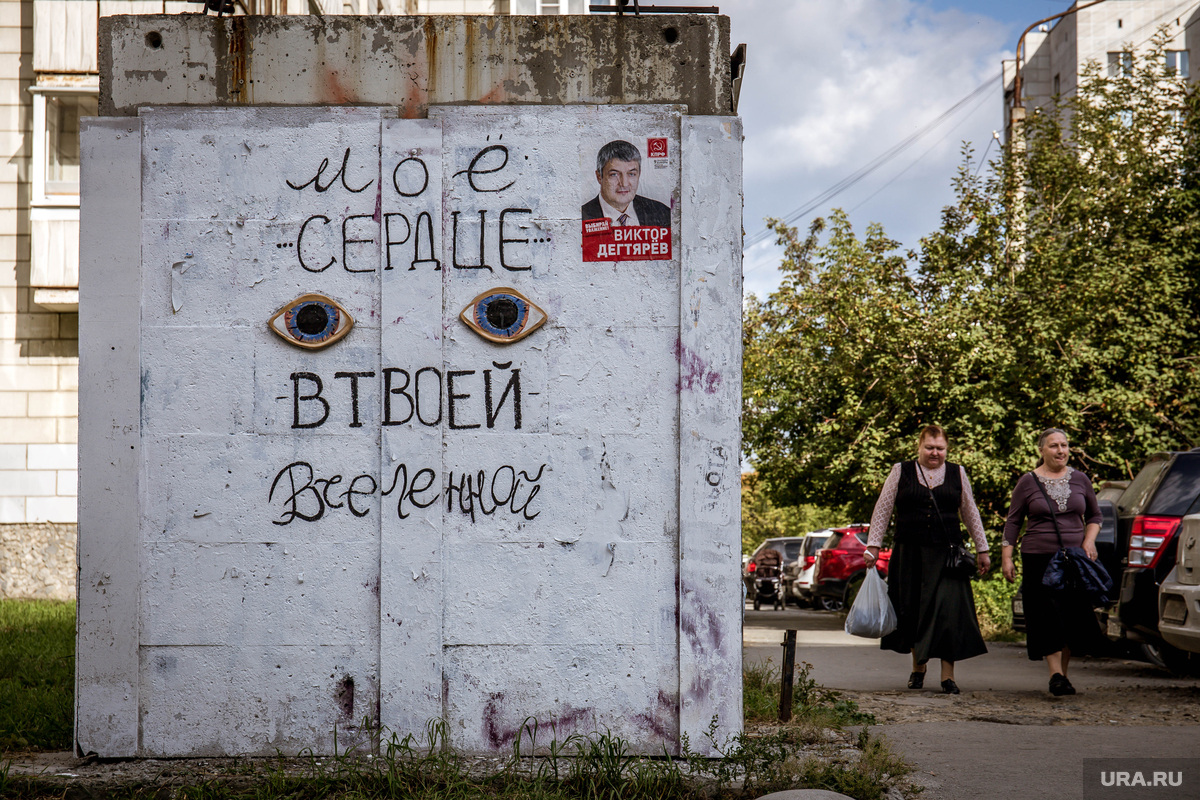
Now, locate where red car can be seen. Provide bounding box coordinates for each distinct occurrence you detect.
[813,525,891,610]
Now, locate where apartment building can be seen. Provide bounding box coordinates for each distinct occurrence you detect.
[0,0,613,598]
[1003,0,1200,135]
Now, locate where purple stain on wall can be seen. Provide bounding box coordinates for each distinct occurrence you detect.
[632,690,679,745]
[673,338,722,394]
[680,601,723,655]
[483,693,593,750]
[683,672,712,703]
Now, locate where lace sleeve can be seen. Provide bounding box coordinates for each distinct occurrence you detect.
[958,468,989,552]
[867,464,902,548]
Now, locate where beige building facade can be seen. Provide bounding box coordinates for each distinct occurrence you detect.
[0,0,613,598]
[1004,0,1200,135]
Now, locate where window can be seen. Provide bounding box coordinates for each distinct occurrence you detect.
[1053,73,1060,95]
[31,87,98,205]
[29,85,95,306]
[537,0,586,12]
[1166,50,1189,79]
[45,95,93,194]
[1107,51,1132,78]
[1147,454,1200,517]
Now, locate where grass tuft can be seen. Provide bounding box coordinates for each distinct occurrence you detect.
[743,658,876,730]
[0,599,75,751]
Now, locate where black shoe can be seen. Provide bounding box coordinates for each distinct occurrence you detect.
[908,671,926,689]
[1049,673,1076,696]
[941,679,960,695]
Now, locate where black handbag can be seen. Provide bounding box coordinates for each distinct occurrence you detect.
[1031,472,1114,605]
[917,464,978,577]
[945,541,977,576]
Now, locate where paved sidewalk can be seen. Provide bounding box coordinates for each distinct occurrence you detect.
[873,721,1200,800]
[745,614,1200,800]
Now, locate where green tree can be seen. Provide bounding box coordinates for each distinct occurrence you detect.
[744,36,1200,533]
[741,473,850,555]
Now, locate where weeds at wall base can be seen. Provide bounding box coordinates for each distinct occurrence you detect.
[3,711,913,800]
[2,605,913,799]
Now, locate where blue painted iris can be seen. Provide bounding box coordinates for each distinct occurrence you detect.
[284,299,340,344]
[473,293,528,339]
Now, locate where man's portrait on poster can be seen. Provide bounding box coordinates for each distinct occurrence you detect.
[581,139,672,262]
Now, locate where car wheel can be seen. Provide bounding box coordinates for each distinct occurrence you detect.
[753,597,761,611]
[1140,641,1168,669]
[1158,641,1200,678]
[819,596,843,612]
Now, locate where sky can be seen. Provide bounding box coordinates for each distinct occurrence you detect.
[652,0,1080,299]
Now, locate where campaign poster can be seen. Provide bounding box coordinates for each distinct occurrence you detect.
[580,135,674,262]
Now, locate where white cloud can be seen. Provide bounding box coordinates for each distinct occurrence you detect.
[720,0,1016,297]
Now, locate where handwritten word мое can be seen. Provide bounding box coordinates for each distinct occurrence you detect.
[267,461,545,525]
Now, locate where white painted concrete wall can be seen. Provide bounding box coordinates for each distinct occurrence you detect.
[79,104,741,757]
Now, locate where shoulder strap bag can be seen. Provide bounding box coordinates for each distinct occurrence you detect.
[1031,472,1114,605]
[917,463,977,578]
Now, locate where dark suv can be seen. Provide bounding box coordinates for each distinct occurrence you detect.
[1111,450,1200,673]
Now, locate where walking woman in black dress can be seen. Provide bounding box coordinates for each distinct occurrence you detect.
[864,425,991,693]
[1001,427,1105,696]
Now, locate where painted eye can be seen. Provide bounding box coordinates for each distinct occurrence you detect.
[268,294,354,350]
[459,287,547,344]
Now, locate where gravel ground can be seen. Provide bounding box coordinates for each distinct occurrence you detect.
[841,682,1200,726]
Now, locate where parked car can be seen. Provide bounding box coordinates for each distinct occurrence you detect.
[1094,481,1129,584]
[744,536,807,604]
[1110,450,1200,673]
[813,525,890,611]
[782,530,833,608]
[1157,514,1200,675]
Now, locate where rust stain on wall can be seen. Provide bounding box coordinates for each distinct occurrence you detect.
[99,15,732,116]
[228,17,249,105]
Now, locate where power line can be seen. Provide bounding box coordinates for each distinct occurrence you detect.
[847,84,995,215]
[742,74,999,252]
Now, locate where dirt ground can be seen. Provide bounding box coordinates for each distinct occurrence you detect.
[840,682,1200,726]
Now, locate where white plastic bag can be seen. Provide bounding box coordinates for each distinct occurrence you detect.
[844,568,897,638]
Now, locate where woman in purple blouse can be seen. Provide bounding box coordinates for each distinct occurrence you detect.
[1002,428,1105,696]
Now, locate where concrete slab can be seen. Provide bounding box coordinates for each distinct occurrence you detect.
[99,15,733,117]
[873,722,1200,800]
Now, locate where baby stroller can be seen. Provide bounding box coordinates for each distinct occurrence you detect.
[751,548,784,610]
